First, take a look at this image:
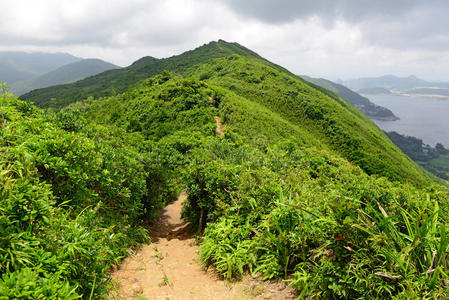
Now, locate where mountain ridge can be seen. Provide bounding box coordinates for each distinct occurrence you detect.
[21,40,303,108]
[9,58,119,96]
[0,51,81,84]
[44,40,435,186]
[343,74,449,92]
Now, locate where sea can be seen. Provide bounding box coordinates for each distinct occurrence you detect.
[366,94,449,147]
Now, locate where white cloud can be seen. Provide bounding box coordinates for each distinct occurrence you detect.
[1,0,449,80]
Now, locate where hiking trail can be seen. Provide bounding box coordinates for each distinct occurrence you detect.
[109,191,296,299]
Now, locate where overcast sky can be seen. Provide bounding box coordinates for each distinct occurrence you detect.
[1,0,449,80]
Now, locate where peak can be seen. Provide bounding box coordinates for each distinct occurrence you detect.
[130,56,158,67]
[193,40,263,61]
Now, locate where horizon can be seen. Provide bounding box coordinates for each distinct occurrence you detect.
[2,1,449,81]
[0,42,443,83]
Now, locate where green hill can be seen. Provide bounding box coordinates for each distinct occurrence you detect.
[0,51,80,84]
[301,76,398,120]
[22,40,429,185]
[6,40,449,298]
[67,70,447,298]
[10,59,119,96]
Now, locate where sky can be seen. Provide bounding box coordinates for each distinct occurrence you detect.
[1,0,449,80]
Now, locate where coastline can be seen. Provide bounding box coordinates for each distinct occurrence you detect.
[399,93,449,99]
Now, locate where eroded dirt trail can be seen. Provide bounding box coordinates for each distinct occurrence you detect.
[110,192,295,300]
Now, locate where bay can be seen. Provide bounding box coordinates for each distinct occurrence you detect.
[367,94,449,147]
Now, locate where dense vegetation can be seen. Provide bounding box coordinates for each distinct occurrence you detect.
[73,72,449,298]
[0,84,156,298]
[387,131,449,180]
[4,40,449,298]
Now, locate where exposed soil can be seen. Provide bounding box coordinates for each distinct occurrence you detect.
[215,116,224,136]
[109,191,296,300]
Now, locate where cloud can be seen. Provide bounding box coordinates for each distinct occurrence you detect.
[1,0,449,80]
[219,0,449,51]
[218,0,419,24]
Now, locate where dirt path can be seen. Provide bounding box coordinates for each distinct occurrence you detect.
[214,116,224,136]
[110,192,296,300]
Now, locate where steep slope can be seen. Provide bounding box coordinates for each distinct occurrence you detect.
[0,51,80,84]
[301,76,398,120]
[10,59,119,96]
[187,54,430,185]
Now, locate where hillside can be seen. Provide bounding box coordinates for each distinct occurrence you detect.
[68,70,447,298]
[0,51,80,84]
[22,40,431,185]
[5,40,449,298]
[301,76,398,120]
[9,59,119,96]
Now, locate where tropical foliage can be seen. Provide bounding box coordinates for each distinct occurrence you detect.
[3,40,449,298]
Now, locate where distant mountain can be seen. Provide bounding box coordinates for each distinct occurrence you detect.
[343,75,429,91]
[0,51,81,84]
[10,59,120,96]
[402,87,449,98]
[357,87,392,95]
[301,76,399,121]
[343,75,449,98]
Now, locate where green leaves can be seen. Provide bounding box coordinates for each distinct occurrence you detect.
[0,92,149,298]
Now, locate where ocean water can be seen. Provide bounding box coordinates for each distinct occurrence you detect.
[367,94,449,147]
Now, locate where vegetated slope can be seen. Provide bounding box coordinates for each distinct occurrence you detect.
[0,51,80,84]
[64,72,449,298]
[186,52,430,185]
[22,40,430,186]
[301,76,398,121]
[5,58,449,298]
[20,40,265,108]
[10,59,119,96]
